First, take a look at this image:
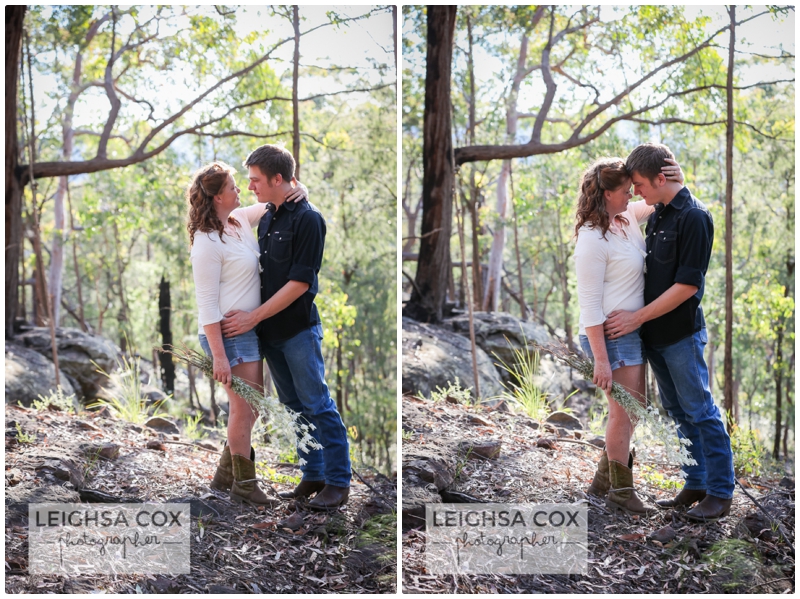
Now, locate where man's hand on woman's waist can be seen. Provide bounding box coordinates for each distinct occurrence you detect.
[221,309,257,337]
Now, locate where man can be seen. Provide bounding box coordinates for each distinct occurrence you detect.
[222,144,351,510]
[604,142,735,522]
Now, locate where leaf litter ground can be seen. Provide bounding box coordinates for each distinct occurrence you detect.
[401,395,794,594]
[5,402,396,594]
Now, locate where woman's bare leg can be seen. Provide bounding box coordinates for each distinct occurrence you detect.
[605,364,646,464]
[225,360,263,457]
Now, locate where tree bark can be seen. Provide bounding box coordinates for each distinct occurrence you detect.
[292,5,301,179]
[723,5,735,433]
[772,333,783,460]
[158,275,175,396]
[66,182,88,331]
[511,175,527,320]
[5,6,25,338]
[405,6,457,323]
[336,330,344,414]
[465,12,482,309]
[483,34,529,312]
[48,12,110,326]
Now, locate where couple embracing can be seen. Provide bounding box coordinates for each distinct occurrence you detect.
[575,143,734,522]
[186,144,350,511]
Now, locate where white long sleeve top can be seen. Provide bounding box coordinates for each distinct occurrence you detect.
[574,201,655,336]
[191,203,268,335]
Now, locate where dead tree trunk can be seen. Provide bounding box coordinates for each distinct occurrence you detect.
[292,5,301,179]
[158,275,175,396]
[723,5,735,433]
[405,6,457,323]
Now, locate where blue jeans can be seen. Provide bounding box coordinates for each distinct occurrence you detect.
[646,328,734,499]
[260,324,351,487]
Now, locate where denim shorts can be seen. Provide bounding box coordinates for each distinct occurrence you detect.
[579,330,645,371]
[198,329,261,367]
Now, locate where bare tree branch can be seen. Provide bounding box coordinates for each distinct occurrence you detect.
[22,11,390,180]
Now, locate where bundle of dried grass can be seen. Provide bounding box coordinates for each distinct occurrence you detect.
[537,342,696,468]
[157,345,322,461]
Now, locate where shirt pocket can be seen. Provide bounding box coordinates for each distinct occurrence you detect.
[654,230,677,264]
[269,231,293,263]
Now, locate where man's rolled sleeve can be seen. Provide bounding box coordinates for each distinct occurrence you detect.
[288,211,325,286]
[674,209,713,289]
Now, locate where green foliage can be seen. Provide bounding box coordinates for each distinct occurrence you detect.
[32,386,76,414]
[90,353,167,425]
[355,512,397,584]
[701,539,763,591]
[587,403,609,437]
[15,423,36,444]
[429,379,473,404]
[728,422,766,478]
[182,413,206,441]
[638,463,682,492]
[493,343,550,421]
[261,464,301,487]
[26,6,396,477]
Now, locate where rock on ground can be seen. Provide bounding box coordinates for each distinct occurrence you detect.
[16,327,119,401]
[402,317,504,400]
[5,343,76,406]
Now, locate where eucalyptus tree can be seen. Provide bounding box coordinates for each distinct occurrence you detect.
[404,5,780,323]
[7,4,389,338]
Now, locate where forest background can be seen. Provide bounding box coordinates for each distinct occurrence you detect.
[7,5,397,474]
[402,6,794,463]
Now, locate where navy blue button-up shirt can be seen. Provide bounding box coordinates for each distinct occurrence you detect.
[642,187,714,347]
[256,199,324,343]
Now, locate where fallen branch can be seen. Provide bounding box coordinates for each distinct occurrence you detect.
[351,467,394,508]
[735,478,795,555]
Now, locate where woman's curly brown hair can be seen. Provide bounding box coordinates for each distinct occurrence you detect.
[186,162,241,246]
[574,157,630,240]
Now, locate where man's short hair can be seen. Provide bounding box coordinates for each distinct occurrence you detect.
[626,143,675,181]
[244,144,295,181]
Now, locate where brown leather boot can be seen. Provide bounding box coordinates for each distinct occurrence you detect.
[230,453,278,508]
[685,495,732,522]
[278,479,326,500]
[587,449,634,498]
[656,487,707,509]
[307,484,349,511]
[211,445,255,492]
[605,459,655,515]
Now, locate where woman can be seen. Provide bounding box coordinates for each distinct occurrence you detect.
[574,156,682,515]
[186,161,306,506]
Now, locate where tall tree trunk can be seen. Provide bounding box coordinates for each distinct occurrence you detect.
[47,16,105,325]
[510,168,527,319]
[707,327,716,395]
[291,5,301,179]
[66,182,88,331]
[336,330,344,414]
[732,358,740,425]
[158,275,175,396]
[483,34,529,312]
[5,6,25,338]
[22,29,60,384]
[783,352,794,459]
[723,5,735,433]
[466,12,482,308]
[406,6,457,323]
[772,333,783,460]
